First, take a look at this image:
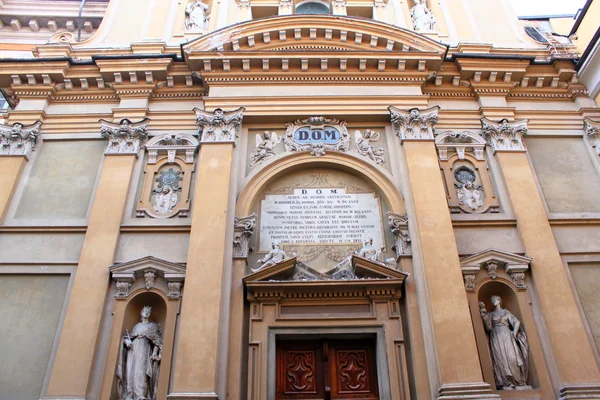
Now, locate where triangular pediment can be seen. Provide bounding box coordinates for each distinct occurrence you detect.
[460,248,531,273]
[110,256,186,280]
[183,15,447,74]
[243,255,408,284]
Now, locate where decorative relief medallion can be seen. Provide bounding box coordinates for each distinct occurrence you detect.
[233,213,257,259]
[137,133,199,219]
[283,116,350,156]
[435,130,499,214]
[194,107,245,143]
[584,118,600,156]
[389,106,439,142]
[0,120,41,159]
[354,129,385,164]
[100,118,149,155]
[144,270,156,289]
[480,118,528,152]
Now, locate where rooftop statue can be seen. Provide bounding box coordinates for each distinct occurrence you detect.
[185,0,210,31]
[410,0,436,31]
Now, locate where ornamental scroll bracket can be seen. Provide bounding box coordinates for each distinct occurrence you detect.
[387,212,411,258]
[109,256,186,299]
[283,116,350,156]
[233,213,257,259]
[480,118,528,153]
[194,107,245,143]
[388,106,439,142]
[584,118,600,157]
[459,248,531,291]
[0,120,42,159]
[99,118,149,155]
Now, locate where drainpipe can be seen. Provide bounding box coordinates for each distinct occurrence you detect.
[77,0,88,42]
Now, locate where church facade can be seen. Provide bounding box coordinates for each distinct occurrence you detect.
[1,0,600,399]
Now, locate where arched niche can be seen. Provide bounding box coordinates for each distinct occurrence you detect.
[98,257,186,400]
[235,152,409,274]
[460,249,554,398]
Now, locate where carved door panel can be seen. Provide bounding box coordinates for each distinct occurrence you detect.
[329,341,379,400]
[276,339,378,400]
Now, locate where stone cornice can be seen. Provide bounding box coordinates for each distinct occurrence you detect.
[389,106,439,142]
[99,118,149,155]
[480,118,528,153]
[0,120,41,159]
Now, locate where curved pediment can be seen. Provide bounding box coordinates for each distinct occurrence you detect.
[184,15,447,54]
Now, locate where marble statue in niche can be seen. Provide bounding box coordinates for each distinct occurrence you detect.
[253,242,290,272]
[250,131,281,167]
[153,187,178,215]
[185,0,210,31]
[455,166,484,211]
[410,0,436,31]
[479,296,530,390]
[117,306,163,400]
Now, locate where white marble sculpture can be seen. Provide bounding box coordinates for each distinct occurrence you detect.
[153,186,178,215]
[250,131,281,166]
[185,0,210,31]
[116,306,163,400]
[457,181,484,210]
[354,129,385,165]
[480,296,530,390]
[253,242,289,272]
[410,0,435,31]
[355,237,383,262]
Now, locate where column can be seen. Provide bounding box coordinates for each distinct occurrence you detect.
[389,106,498,399]
[481,118,600,399]
[46,118,149,398]
[169,107,245,399]
[0,121,41,222]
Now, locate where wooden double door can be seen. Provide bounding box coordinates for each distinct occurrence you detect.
[276,338,379,400]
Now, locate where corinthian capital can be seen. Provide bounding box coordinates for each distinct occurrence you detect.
[0,120,42,159]
[388,106,439,142]
[584,118,600,156]
[100,118,149,155]
[480,118,528,153]
[194,107,245,143]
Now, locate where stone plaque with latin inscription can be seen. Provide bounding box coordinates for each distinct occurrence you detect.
[259,187,384,252]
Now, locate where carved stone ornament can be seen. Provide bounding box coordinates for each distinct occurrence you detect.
[354,129,385,164]
[486,262,498,279]
[480,118,528,153]
[233,213,257,258]
[194,107,245,143]
[387,212,411,257]
[460,248,531,291]
[110,256,186,299]
[100,118,149,155]
[0,120,41,159]
[435,130,486,161]
[137,133,199,219]
[410,0,436,31]
[333,0,347,8]
[168,281,183,299]
[144,270,157,289]
[283,116,350,156]
[389,106,439,142]
[250,131,281,167]
[464,274,476,290]
[584,118,600,156]
[185,0,210,31]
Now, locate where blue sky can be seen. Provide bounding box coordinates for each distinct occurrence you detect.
[509,0,587,17]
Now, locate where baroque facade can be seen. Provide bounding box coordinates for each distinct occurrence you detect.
[1,0,600,399]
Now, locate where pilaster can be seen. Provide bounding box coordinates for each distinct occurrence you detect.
[481,118,600,399]
[45,118,148,399]
[389,106,498,399]
[169,107,244,400]
[0,120,41,222]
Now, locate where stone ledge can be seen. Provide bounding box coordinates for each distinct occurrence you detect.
[560,383,600,399]
[438,382,501,399]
